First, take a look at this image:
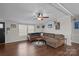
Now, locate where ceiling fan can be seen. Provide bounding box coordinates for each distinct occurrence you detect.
[33,10,49,21]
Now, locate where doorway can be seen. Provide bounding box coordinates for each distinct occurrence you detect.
[0,22,5,43]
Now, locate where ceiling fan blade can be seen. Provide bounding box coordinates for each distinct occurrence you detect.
[42,17,49,18]
[38,16,49,18]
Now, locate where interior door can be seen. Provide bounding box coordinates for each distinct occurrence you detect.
[0,22,5,43]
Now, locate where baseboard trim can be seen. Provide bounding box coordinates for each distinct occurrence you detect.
[0,40,28,45]
[71,41,79,44]
[0,42,5,45]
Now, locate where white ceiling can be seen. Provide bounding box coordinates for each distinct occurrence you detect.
[0,3,78,23]
[61,3,79,16]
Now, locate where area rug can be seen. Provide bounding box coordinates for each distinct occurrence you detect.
[32,40,46,46]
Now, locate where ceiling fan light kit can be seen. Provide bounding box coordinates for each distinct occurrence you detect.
[37,17,42,21]
[33,10,49,21]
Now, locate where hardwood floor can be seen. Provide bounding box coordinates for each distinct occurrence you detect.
[0,40,79,56]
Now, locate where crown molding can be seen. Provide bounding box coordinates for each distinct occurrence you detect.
[57,3,74,16]
[49,3,74,16]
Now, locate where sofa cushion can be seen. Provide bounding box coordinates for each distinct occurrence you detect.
[55,34,64,39]
[46,38,58,43]
[44,33,55,38]
[30,33,41,36]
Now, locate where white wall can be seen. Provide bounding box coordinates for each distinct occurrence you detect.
[35,24,43,32]
[0,19,37,43]
[43,16,72,46]
[5,20,37,43]
[72,19,79,44]
[5,20,20,43]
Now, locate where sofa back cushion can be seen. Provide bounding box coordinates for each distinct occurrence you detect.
[55,34,64,39]
[44,33,55,38]
[28,33,41,36]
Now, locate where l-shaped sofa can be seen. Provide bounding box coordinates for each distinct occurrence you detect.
[27,32,65,48]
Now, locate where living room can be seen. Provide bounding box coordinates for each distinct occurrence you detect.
[0,3,79,56]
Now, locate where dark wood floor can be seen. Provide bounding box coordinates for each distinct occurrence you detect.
[0,40,79,56]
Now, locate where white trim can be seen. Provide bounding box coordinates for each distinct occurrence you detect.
[57,3,74,16]
[72,40,79,44]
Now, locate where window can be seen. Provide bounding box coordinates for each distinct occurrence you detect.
[28,25,35,33]
[19,24,27,36]
[0,24,3,28]
[19,24,35,36]
[75,21,79,29]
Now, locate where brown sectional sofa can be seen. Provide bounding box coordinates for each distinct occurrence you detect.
[43,33,65,48]
[27,32,65,48]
